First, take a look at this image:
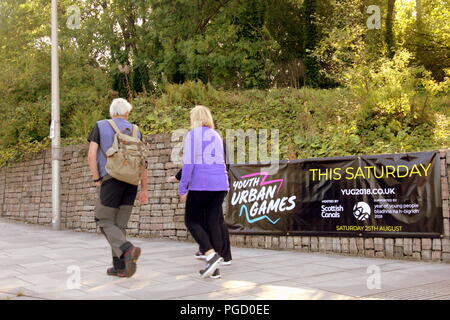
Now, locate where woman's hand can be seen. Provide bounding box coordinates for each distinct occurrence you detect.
[166,176,178,183]
[179,194,187,202]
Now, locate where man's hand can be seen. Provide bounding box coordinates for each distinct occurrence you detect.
[166,176,178,183]
[179,194,187,202]
[95,181,102,187]
[138,190,148,205]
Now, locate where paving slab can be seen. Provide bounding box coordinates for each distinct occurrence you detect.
[2,218,450,300]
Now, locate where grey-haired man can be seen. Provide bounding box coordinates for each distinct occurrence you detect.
[87,98,148,278]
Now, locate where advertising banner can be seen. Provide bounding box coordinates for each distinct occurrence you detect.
[226,151,443,237]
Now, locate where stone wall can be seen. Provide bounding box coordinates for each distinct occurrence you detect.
[0,134,187,240]
[0,133,449,262]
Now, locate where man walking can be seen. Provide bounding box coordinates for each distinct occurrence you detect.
[87,98,148,278]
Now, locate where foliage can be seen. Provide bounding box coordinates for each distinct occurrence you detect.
[395,0,450,80]
[130,81,449,160]
[344,50,428,130]
[0,0,448,165]
[0,138,50,168]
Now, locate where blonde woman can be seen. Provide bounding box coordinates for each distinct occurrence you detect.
[179,105,229,278]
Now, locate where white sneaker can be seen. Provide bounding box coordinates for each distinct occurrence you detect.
[199,253,223,278]
[194,251,206,260]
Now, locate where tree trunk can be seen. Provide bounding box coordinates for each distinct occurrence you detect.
[385,0,396,58]
[415,0,424,62]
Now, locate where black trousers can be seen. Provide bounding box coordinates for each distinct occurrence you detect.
[197,207,232,261]
[99,175,138,208]
[185,191,228,257]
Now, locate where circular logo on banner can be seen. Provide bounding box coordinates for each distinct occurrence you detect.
[353,202,371,221]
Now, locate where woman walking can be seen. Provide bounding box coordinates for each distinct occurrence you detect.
[179,105,229,278]
[169,167,232,266]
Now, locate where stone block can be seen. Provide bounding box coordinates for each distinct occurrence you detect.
[442,239,450,252]
[272,237,279,247]
[432,251,442,261]
[413,238,422,252]
[442,253,450,263]
[310,237,318,252]
[403,244,413,256]
[279,236,287,249]
[442,178,449,200]
[432,239,442,251]
[332,238,341,252]
[341,238,349,253]
[422,239,432,250]
[265,236,272,249]
[394,246,403,258]
[445,220,450,237]
[356,238,364,251]
[326,238,334,252]
[374,237,384,251]
[286,237,294,249]
[364,238,374,249]
[319,237,326,252]
[422,250,432,261]
[443,200,449,218]
[301,236,310,246]
[293,237,301,248]
[349,238,358,254]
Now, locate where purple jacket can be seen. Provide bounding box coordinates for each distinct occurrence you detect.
[179,126,229,195]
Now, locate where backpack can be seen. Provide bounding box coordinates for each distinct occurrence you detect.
[104,119,148,185]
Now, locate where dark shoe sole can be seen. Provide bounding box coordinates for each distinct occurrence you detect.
[125,247,141,278]
[107,271,127,277]
[107,267,127,277]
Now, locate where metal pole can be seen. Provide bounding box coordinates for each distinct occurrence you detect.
[51,0,61,230]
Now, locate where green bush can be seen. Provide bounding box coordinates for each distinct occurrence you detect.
[0,48,112,165]
[0,139,50,168]
[67,108,105,139]
[129,80,449,160]
[1,79,448,167]
[344,51,434,130]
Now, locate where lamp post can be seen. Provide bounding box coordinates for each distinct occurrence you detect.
[51,0,61,230]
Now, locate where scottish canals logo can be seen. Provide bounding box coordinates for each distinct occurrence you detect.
[231,172,297,225]
[353,201,371,221]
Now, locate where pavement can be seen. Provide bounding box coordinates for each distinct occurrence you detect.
[2,218,450,300]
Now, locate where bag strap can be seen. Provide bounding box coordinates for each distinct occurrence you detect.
[108,119,139,139]
[107,119,121,135]
[132,125,139,139]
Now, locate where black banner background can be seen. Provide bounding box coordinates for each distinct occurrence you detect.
[226,151,443,237]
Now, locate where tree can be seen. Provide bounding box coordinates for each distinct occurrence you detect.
[385,0,396,58]
[302,0,320,87]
